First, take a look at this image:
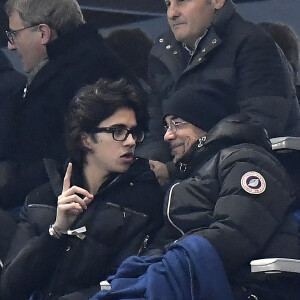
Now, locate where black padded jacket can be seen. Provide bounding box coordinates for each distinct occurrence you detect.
[1,157,163,300]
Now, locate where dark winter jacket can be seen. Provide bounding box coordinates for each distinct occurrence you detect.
[147,115,300,291]
[0,50,26,158]
[0,23,136,208]
[137,0,300,162]
[0,157,163,300]
[0,50,25,104]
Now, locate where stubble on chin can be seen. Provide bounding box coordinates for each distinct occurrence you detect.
[171,146,184,163]
[173,139,193,163]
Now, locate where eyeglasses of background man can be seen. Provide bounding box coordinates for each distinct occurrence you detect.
[164,115,206,162]
[6,24,39,44]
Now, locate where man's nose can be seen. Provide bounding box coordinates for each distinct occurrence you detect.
[167,3,180,20]
[124,133,136,146]
[7,41,16,50]
[164,128,176,142]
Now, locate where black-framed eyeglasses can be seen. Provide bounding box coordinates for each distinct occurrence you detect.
[6,24,39,44]
[90,126,145,143]
[164,119,188,133]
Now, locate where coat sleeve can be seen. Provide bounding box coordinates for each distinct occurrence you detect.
[177,148,298,273]
[0,201,67,300]
[235,28,296,137]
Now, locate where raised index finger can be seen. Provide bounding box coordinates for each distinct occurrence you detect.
[62,162,72,193]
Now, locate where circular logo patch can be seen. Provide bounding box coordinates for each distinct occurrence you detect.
[241,171,266,194]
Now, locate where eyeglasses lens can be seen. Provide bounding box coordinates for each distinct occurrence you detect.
[113,128,144,142]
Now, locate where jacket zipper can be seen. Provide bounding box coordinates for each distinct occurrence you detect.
[198,136,207,148]
[137,234,150,255]
[167,182,184,236]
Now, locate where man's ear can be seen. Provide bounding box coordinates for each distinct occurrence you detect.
[38,23,57,45]
[81,133,93,150]
[212,0,226,10]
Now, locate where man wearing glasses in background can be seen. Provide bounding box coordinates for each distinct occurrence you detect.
[0,78,164,300]
[0,0,133,210]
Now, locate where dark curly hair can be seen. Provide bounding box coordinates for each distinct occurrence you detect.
[65,78,148,167]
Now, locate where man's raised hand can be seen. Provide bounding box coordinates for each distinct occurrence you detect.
[53,163,93,235]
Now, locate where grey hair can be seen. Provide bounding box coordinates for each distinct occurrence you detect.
[5,0,85,36]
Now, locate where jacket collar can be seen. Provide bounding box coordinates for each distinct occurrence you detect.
[46,23,100,59]
[43,157,147,197]
[152,30,189,83]
[152,1,237,81]
[212,0,236,36]
[184,28,221,73]
[184,0,236,72]
[27,23,100,92]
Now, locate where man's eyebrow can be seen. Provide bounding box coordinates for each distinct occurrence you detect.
[109,123,138,128]
[165,116,178,123]
[171,116,184,122]
[108,123,127,127]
